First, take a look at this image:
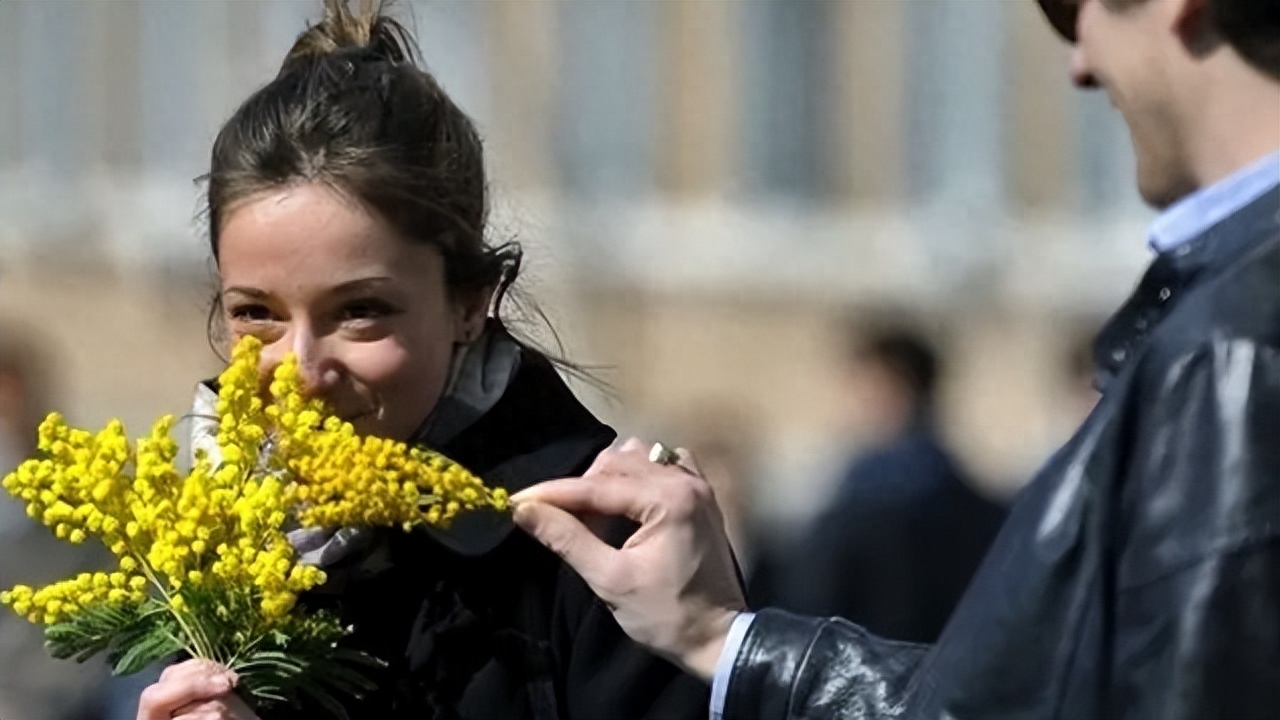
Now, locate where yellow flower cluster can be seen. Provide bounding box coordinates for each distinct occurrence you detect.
[175,338,322,621]
[2,334,505,643]
[11,415,131,548]
[0,416,148,623]
[0,337,325,626]
[268,352,507,530]
[2,572,146,625]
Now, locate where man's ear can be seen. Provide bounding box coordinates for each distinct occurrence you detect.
[1172,0,1219,56]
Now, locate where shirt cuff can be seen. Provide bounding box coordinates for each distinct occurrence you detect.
[709,612,756,720]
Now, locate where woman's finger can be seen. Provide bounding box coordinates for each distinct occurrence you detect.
[172,696,258,720]
[136,667,236,720]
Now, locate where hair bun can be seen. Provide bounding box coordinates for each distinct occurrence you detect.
[280,0,416,75]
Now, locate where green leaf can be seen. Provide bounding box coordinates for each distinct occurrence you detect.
[45,602,144,663]
[104,602,177,674]
[112,624,184,675]
[298,684,353,720]
[307,650,382,695]
[231,643,383,720]
[41,598,190,677]
[45,590,383,719]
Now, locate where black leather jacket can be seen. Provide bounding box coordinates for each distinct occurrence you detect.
[726,186,1280,720]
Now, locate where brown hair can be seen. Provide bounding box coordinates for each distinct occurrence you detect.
[205,0,513,329]
[202,0,595,382]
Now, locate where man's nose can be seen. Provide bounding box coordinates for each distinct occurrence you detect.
[1069,45,1099,89]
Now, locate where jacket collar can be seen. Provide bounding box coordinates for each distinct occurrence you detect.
[1093,184,1280,392]
[426,349,615,556]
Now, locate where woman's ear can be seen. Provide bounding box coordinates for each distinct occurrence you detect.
[453,287,492,344]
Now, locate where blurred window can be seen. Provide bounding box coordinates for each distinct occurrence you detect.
[18,1,83,179]
[139,1,207,176]
[903,0,1009,212]
[553,0,659,200]
[1074,92,1143,218]
[737,0,836,201]
[409,1,491,131]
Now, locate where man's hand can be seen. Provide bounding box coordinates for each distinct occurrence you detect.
[511,438,748,682]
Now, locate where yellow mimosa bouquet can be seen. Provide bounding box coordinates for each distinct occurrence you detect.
[0,336,507,718]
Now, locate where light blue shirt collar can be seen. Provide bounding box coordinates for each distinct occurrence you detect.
[1148,150,1280,253]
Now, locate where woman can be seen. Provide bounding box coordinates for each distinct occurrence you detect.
[135,2,710,719]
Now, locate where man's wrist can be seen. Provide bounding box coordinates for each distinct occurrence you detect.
[679,608,743,683]
[709,611,756,719]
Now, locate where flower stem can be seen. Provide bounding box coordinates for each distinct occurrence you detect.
[136,554,213,661]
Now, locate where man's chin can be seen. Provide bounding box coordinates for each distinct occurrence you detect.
[1137,170,1196,210]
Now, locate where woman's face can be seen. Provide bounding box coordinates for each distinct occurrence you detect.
[217,182,485,441]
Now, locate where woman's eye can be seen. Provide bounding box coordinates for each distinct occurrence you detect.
[341,299,397,322]
[228,304,275,323]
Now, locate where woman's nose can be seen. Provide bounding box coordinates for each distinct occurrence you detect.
[296,360,342,396]
[259,330,342,397]
[292,333,343,397]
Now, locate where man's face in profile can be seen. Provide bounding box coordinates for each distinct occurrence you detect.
[1043,0,1199,207]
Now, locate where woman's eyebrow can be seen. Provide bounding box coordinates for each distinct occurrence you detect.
[222,278,397,299]
[329,277,397,295]
[221,286,269,299]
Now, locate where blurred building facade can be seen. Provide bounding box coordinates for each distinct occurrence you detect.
[0,0,1152,529]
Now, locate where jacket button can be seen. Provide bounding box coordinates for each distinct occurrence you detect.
[1111,348,1127,363]
[1157,287,1172,302]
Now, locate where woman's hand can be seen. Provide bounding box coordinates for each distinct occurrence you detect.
[511,438,747,682]
[136,658,259,720]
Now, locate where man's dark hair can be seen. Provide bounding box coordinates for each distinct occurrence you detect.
[1037,0,1280,80]
[1209,0,1280,80]
[851,328,940,405]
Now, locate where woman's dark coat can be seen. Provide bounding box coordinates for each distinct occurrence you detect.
[283,352,709,720]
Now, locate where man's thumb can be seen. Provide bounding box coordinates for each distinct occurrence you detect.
[513,500,617,592]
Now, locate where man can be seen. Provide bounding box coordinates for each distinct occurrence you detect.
[775,326,1005,643]
[512,0,1280,717]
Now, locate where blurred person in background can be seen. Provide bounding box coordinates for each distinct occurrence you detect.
[0,324,109,720]
[773,324,1005,643]
[131,2,711,719]
[0,327,46,471]
[512,0,1280,717]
